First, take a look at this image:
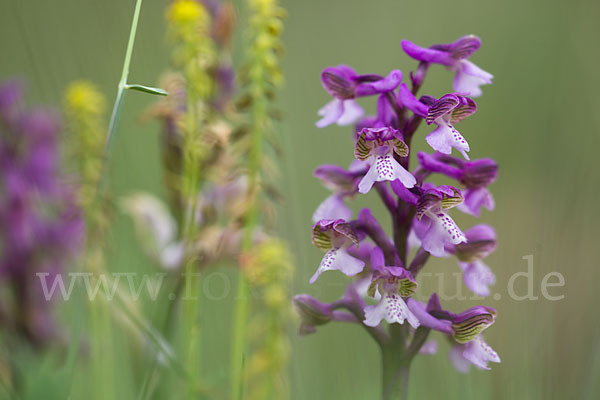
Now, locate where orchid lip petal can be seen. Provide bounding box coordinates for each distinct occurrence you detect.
[364,293,420,328]
[309,248,365,284]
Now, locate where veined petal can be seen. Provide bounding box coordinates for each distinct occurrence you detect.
[354,129,373,161]
[314,164,358,193]
[462,336,501,370]
[455,224,497,262]
[364,293,420,328]
[422,212,466,257]
[450,95,477,124]
[355,69,403,97]
[460,260,496,297]
[447,35,482,60]
[337,99,364,126]
[401,39,455,65]
[391,137,409,157]
[453,60,493,98]
[460,158,498,187]
[293,294,334,335]
[426,122,470,160]
[316,99,344,128]
[312,194,353,223]
[452,306,496,344]
[416,192,442,220]
[311,220,334,250]
[426,94,459,124]
[321,65,357,99]
[309,248,365,284]
[440,186,464,210]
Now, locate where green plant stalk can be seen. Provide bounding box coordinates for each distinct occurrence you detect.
[181,63,203,398]
[230,80,267,400]
[100,0,144,193]
[381,325,409,400]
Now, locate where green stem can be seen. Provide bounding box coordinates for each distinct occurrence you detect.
[100,0,144,191]
[230,77,266,400]
[381,325,410,400]
[231,271,250,400]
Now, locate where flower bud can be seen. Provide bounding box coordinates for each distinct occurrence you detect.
[292,295,333,335]
[454,224,497,262]
[452,306,496,344]
[460,158,498,188]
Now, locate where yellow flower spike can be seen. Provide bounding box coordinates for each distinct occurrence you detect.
[64,80,107,203]
[65,81,106,116]
[167,0,208,26]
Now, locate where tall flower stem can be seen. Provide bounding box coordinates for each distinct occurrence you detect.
[101,0,143,191]
[230,92,265,400]
[381,325,410,400]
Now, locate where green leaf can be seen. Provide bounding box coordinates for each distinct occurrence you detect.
[126,84,167,96]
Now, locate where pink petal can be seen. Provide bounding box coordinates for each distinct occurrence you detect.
[336,99,364,126]
[316,99,344,128]
[309,248,365,284]
[312,194,352,223]
[460,260,496,297]
[453,60,493,98]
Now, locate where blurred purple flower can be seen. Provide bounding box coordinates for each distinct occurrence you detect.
[0,80,82,346]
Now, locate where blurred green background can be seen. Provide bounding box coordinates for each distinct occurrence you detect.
[1,0,599,399]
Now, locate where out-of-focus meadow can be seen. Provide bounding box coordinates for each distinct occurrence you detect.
[1,0,599,399]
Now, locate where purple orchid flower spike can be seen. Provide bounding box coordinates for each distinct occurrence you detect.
[451,224,497,297]
[297,35,501,394]
[310,219,365,284]
[413,186,467,257]
[401,35,493,97]
[425,94,477,160]
[312,162,368,222]
[316,66,403,128]
[363,247,420,328]
[354,127,416,193]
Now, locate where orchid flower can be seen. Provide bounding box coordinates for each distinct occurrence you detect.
[409,294,500,371]
[312,161,368,222]
[418,152,498,216]
[309,219,365,283]
[363,248,420,328]
[401,35,493,97]
[316,66,403,127]
[354,126,416,193]
[413,185,467,257]
[452,224,497,297]
[425,94,477,160]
